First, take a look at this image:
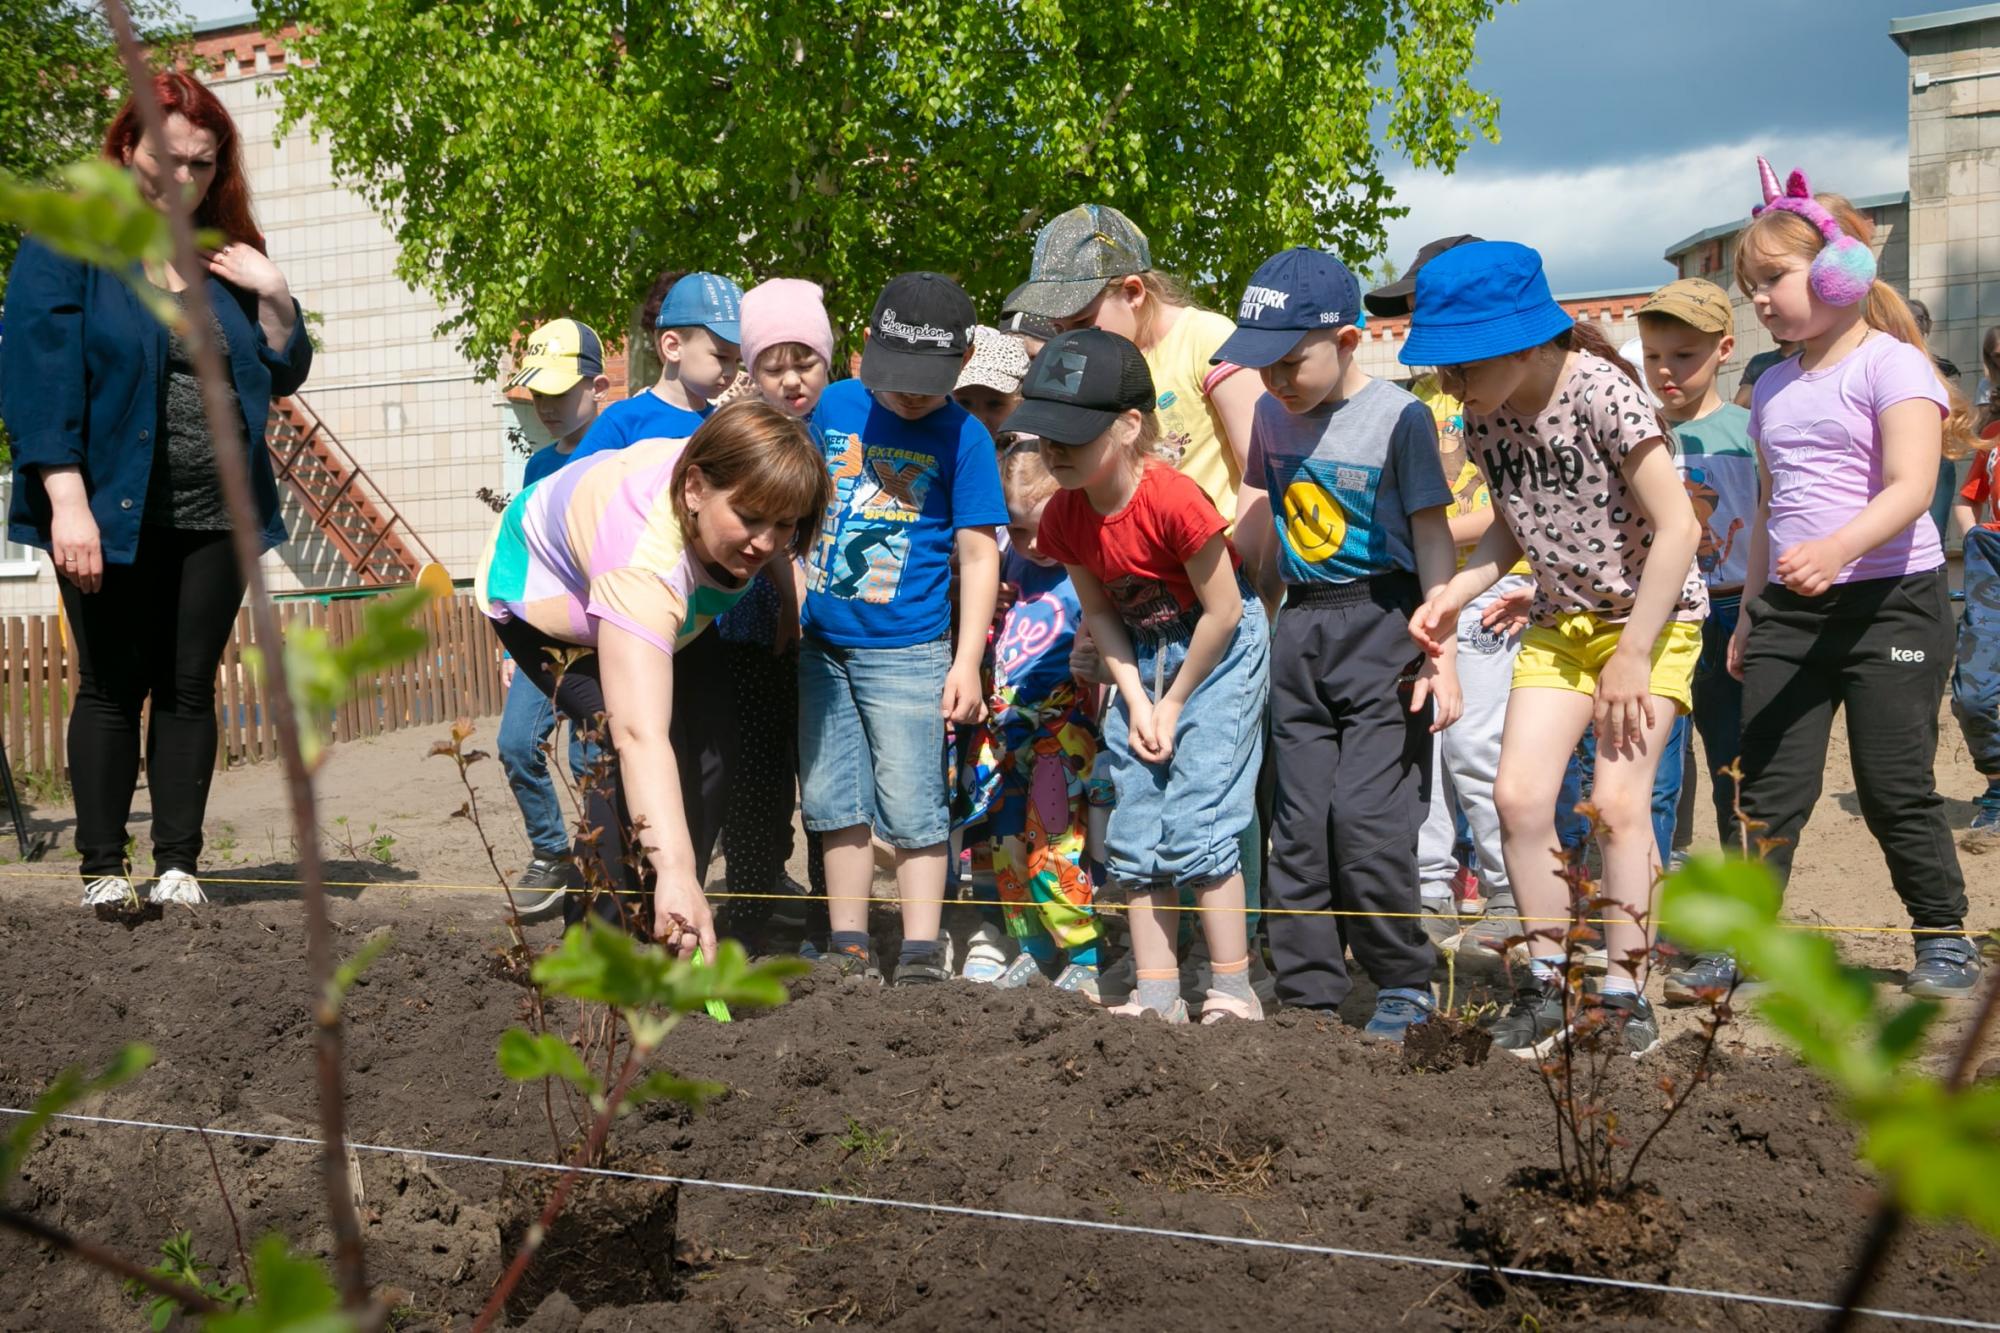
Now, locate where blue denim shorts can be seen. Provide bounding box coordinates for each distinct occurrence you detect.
[798,635,951,848]
[1100,599,1269,890]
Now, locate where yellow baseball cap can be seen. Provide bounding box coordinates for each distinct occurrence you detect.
[506,318,605,394]
[1637,279,1734,335]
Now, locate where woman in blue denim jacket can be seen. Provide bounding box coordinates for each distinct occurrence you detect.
[1,72,311,910]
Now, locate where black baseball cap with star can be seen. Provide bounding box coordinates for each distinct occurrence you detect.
[1000,328,1156,445]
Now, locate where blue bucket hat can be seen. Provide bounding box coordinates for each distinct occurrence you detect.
[1398,241,1573,367]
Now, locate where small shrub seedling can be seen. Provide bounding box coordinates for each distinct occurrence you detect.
[125,1232,249,1330]
[474,925,805,1330]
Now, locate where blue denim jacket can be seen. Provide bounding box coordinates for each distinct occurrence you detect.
[2,237,312,561]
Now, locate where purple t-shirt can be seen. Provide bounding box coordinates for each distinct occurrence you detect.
[1748,334,1949,585]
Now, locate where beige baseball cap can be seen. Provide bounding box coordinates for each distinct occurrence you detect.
[1638,278,1734,334]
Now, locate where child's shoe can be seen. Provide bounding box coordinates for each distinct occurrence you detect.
[828,943,883,982]
[1489,979,1570,1059]
[1662,951,1743,1006]
[1053,961,1102,1003]
[961,920,1011,983]
[1419,897,1461,946]
[1450,863,1484,914]
[1967,793,2000,840]
[994,952,1045,989]
[1106,995,1189,1023]
[1904,937,1983,998]
[893,934,955,987]
[1360,987,1433,1044]
[1594,991,1661,1058]
[1197,989,1262,1025]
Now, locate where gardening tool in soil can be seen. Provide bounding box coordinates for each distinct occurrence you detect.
[0,735,54,862]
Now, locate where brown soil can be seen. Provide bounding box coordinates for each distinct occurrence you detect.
[0,713,1996,1329]
[1,900,1997,1331]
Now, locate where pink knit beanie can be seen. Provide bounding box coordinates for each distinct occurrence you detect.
[740,278,835,372]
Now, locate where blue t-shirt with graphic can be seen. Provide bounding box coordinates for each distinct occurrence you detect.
[803,378,1008,648]
[1670,403,1758,592]
[993,548,1082,707]
[1246,376,1450,585]
[573,390,710,459]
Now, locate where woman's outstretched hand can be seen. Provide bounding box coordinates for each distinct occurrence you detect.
[653,870,716,962]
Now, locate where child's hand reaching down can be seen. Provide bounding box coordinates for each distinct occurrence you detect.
[941,662,989,725]
[1481,582,1534,637]
[1408,591,1462,657]
[1411,652,1462,732]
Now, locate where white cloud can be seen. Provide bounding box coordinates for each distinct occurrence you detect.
[1375,132,1911,296]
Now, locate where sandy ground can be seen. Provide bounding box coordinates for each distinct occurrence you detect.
[2,700,1996,1060]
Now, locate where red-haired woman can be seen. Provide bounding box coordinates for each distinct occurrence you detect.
[1,71,312,908]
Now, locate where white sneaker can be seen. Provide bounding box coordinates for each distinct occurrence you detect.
[149,869,207,906]
[81,876,137,908]
[961,920,1010,982]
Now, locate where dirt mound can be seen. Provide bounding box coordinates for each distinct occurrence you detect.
[1,899,1996,1330]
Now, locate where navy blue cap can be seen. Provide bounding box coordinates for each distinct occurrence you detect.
[1210,247,1366,368]
[1398,241,1573,367]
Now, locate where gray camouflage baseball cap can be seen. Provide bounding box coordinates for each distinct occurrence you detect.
[1003,204,1153,320]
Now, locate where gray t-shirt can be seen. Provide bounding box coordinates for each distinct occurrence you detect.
[1246,376,1451,585]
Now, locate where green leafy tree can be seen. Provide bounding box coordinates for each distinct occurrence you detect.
[0,0,184,292]
[256,0,1505,373]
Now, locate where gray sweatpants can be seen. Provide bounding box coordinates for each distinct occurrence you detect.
[1417,575,1529,906]
[1266,574,1438,1010]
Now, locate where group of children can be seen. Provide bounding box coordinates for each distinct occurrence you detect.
[484,158,1994,1060]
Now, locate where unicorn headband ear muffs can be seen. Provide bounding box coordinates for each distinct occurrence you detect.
[1751,157,1876,307]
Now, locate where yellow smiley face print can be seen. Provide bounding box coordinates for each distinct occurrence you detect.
[1282,479,1347,564]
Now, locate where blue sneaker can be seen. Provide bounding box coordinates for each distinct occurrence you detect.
[1361,987,1435,1045]
[1905,936,1983,999]
[1969,798,2000,837]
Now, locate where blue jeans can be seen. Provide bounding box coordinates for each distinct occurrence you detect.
[498,671,590,859]
[798,635,951,848]
[1691,595,1746,844]
[1953,527,2000,784]
[1557,715,1688,865]
[1101,601,1269,890]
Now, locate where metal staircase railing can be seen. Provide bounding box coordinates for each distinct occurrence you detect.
[266,394,437,585]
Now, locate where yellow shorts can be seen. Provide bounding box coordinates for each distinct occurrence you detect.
[1511,615,1700,714]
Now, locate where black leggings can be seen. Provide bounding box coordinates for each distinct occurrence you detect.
[59,528,246,879]
[493,616,736,932]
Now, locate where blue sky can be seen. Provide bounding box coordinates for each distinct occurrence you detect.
[181,0,1929,295]
[1380,0,1923,293]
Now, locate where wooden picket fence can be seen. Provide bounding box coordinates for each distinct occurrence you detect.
[0,591,505,783]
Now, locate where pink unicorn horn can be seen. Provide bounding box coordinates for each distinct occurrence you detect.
[1757,156,1783,206]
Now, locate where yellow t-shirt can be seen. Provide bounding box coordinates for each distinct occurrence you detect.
[1415,377,1529,576]
[1147,306,1247,523]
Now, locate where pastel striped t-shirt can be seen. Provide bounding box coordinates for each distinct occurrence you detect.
[476,437,749,654]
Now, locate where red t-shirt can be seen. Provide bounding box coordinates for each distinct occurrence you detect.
[1038,463,1237,631]
[1961,451,2000,531]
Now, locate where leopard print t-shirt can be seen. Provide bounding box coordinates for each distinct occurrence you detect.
[1467,354,1706,629]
